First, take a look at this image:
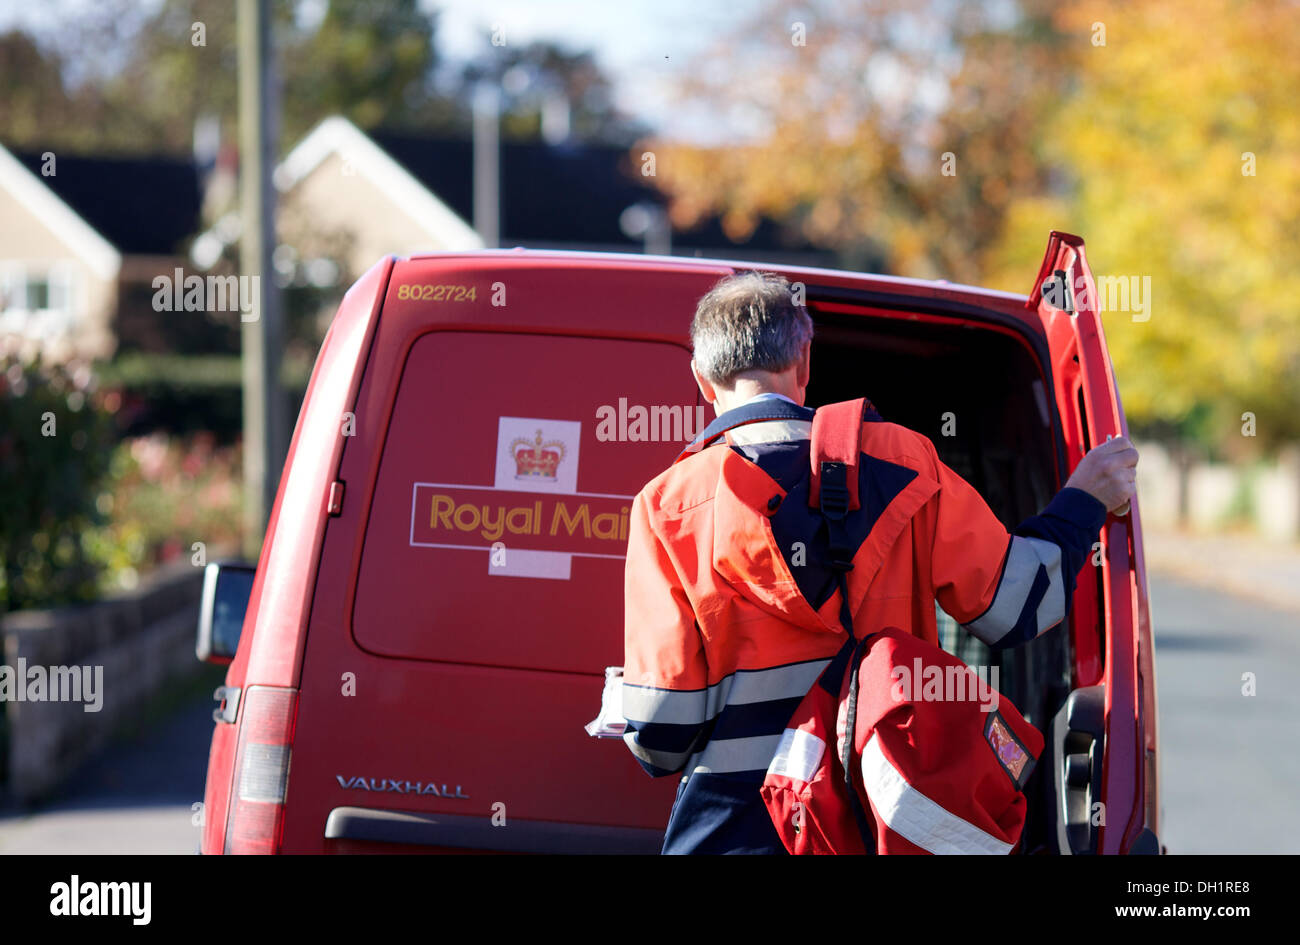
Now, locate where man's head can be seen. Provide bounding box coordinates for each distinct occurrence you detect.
[689,271,814,415]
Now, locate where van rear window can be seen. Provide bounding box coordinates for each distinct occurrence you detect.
[351,330,702,672]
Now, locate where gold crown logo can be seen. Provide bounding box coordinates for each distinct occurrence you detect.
[511,429,566,479]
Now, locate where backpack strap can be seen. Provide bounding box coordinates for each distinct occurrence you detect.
[841,635,875,852]
[809,398,866,571]
[809,398,877,852]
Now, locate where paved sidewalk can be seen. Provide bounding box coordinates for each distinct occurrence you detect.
[1142,527,1300,614]
[0,687,212,854]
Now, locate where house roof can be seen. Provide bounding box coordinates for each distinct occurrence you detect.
[5,146,201,258]
[0,143,122,279]
[367,127,820,255]
[274,115,483,250]
[281,116,821,256]
[3,117,828,276]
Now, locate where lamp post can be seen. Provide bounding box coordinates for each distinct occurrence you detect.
[472,82,501,249]
[237,0,287,557]
[619,201,672,256]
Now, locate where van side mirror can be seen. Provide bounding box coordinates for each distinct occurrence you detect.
[196,562,256,665]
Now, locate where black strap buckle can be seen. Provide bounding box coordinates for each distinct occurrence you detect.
[819,461,851,520]
[819,461,855,572]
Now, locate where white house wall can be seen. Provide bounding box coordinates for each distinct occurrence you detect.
[0,183,117,363]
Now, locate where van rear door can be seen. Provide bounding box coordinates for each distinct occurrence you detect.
[281,256,732,853]
[1031,231,1157,854]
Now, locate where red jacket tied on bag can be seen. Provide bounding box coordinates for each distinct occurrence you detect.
[761,627,1045,854]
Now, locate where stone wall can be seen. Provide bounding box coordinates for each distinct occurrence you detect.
[0,559,205,804]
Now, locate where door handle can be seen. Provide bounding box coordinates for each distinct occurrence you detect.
[1050,685,1105,854]
[213,685,241,724]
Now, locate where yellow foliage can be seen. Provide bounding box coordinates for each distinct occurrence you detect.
[642,0,1298,447]
[993,0,1300,444]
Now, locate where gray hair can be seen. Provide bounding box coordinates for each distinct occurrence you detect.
[690,271,813,386]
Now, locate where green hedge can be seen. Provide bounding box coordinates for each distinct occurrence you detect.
[0,354,116,612]
[96,353,312,443]
[96,352,313,390]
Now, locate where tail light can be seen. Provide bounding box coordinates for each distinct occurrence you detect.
[225,686,299,854]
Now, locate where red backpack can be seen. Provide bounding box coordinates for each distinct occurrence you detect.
[759,399,1045,854]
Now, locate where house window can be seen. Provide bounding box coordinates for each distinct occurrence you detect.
[25,276,50,311]
[0,263,76,339]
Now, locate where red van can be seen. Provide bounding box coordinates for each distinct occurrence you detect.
[195,230,1160,854]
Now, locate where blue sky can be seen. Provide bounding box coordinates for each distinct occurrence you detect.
[428,0,757,142]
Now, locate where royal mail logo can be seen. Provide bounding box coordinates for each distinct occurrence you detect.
[511,429,566,480]
[494,417,580,495]
[411,485,630,555]
[408,415,629,580]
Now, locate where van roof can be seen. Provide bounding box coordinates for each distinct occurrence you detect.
[400,247,1033,317]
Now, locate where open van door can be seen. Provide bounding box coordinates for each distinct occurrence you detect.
[1031,231,1159,854]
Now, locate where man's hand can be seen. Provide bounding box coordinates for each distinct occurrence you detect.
[1065,436,1139,516]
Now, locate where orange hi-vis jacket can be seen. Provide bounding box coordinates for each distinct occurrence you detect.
[622,396,1106,854]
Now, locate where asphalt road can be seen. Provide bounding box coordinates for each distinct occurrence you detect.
[1149,574,1299,854]
[0,571,1294,854]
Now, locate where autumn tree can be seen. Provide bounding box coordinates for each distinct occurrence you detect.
[0,31,82,149]
[0,1,640,156]
[0,0,452,154]
[642,0,1071,279]
[281,0,456,141]
[987,0,1300,452]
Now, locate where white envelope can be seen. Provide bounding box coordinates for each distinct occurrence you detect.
[584,666,627,737]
